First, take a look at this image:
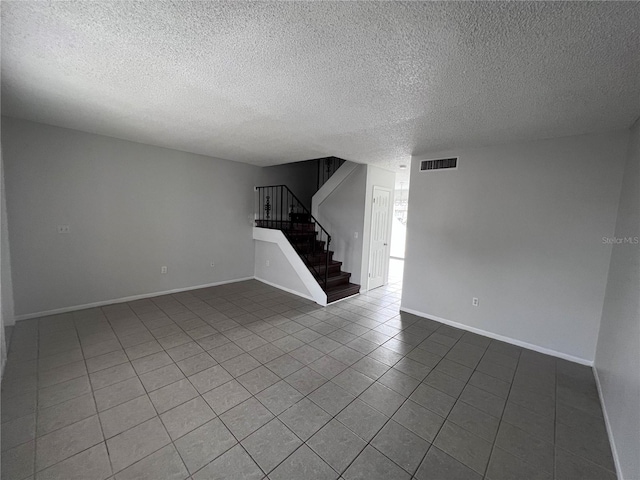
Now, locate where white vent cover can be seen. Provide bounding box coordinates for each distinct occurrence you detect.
[420,157,458,171]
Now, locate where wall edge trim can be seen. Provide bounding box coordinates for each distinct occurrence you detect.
[13,276,255,321]
[399,307,594,366]
[254,277,315,302]
[593,366,624,479]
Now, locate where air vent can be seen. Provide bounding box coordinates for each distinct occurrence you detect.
[420,157,458,171]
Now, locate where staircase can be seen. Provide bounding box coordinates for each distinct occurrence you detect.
[255,185,360,303]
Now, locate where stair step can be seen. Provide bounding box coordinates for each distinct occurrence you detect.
[308,269,350,287]
[307,251,334,263]
[309,260,342,275]
[288,233,322,241]
[326,283,360,303]
[308,266,344,280]
[292,240,326,253]
[290,212,311,223]
[255,220,316,231]
[287,225,317,231]
[286,231,318,239]
[322,271,351,288]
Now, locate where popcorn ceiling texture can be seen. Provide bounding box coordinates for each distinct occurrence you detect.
[1,1,639,167]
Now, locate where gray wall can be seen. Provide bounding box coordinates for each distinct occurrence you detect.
[257,160,319,210]
[2,117,259,318]
[317,164,367,285]
[1,146,14,326]
[403,131,628,362]
[595,119,640,480]
[1,140,12,375]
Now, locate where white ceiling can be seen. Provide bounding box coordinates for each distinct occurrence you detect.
[2,2,639,177]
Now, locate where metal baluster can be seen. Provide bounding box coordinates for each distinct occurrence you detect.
[272,186,274,229]
[260,187,262,226]
[279,187,282,233]
[259,188,262,226]
[325,236,330,289]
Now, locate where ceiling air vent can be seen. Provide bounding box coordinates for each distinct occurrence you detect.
[420,157,458,172]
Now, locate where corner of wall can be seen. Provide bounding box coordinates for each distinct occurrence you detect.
[592,118,640,480]
[1,133,15,378]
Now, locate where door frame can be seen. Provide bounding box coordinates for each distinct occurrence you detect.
[367,185,392,291]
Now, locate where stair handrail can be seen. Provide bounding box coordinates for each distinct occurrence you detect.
[255,184,332,289]
[257,185,332,240]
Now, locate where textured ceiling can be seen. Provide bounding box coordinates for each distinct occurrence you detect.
[2,1,639,173]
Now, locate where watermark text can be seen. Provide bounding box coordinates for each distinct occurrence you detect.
[602,236,639,245]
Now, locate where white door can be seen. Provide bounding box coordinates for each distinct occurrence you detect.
[368,186,391,290]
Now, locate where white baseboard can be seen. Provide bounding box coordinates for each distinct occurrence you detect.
[399,307,594,366]
[327,292,361,305]
[13,277,255,321]
[593,367,623,480]
[254,277,316,303]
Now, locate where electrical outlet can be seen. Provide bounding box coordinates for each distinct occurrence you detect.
[472,297,479,307]
[210,261,215,267]
[57,225,70,234]
[161,266,168,274]
[354,232,358,239]
[266,260,270,267]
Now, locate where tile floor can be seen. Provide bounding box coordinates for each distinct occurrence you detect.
[1,260,616,479]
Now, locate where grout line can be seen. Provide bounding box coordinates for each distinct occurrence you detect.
[479,340,520,478]
[4,277,577,480]
[554,360,559,480]
[33,322,40,478]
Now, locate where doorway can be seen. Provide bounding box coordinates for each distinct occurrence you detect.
[390,181,408,259]
[368,186,392,290]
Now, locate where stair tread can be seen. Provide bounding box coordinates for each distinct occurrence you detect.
[326,282,360,303]
[287,232,318,237]
[326,271,350,278]
[309,260,342,268]
[325,282,360,293]
[310,269,350,281]
[255,221,316,231]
